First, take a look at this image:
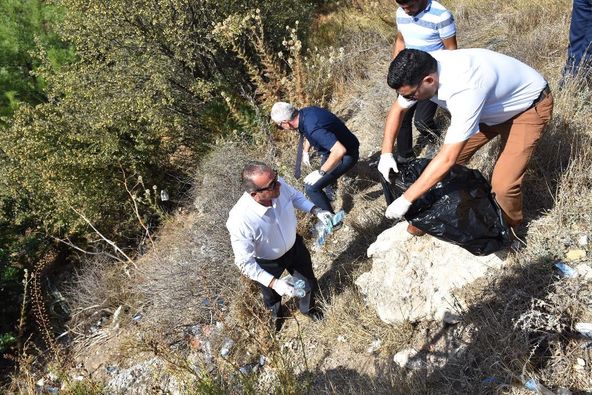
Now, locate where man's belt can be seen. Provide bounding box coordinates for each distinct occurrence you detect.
[531,84,551,108]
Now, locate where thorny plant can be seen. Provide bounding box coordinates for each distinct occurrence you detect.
[213,9,344,127]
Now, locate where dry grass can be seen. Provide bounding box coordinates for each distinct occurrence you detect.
[14,0,592,393]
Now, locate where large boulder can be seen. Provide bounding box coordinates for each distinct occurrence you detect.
[355,222,506,324]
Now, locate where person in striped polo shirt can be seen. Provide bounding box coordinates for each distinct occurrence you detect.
[383,0,457,169]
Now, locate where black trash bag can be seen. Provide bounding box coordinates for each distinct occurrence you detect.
[380,158,512,256]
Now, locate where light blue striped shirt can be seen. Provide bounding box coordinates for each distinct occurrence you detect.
[396,0,456,52]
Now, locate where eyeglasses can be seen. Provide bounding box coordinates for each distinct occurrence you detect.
[255,172,279,192]
[399,80,423,101]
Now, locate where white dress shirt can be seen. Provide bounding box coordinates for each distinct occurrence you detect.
[226,178,315,286]
[397,49,547,144]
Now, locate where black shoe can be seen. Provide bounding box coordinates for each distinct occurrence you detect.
[303,308,324,322]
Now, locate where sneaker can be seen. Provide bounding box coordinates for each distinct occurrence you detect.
[407,223,426,236]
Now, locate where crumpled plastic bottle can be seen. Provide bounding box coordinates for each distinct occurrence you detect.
[284,275,306,298]
[522,378,555,395]
[314,210,345,246]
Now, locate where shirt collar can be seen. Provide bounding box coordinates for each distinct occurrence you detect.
[242,192,273,217]
[415,0,432,19]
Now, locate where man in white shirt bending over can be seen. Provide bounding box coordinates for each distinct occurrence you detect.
[380,49,553,229]
[226,161,332,329]
[390,0,457,165]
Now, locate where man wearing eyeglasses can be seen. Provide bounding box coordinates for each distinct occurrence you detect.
[271,102,359,216]
[380,49,553,230]
[226,161,332,329]
[387,0,457,167]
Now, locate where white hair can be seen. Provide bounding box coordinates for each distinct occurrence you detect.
[270,102,297,124]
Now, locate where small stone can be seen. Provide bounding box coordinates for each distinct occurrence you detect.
[575,264,592,280]
[577,358,586,367]
[220,339,235,357]
[393,348,418,368]
[337,335,346,343]
[578,235,588,246]
[566,249,586,261]
[367,339,382,353]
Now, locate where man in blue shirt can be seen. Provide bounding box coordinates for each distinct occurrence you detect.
[271,102,359,215]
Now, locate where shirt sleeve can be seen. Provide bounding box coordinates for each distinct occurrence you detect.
[309,128,339,153]
[443,87,487,144]
[437,11,456,40]
[280,178,315,213]
[226,217,275,287]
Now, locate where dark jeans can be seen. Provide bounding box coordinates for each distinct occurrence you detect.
[564,0,592,78]
[305,152,358,213]
[396,99,438,159]
[255,235,318,317]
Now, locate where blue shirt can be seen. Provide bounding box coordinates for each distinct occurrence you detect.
[298,107,360,156]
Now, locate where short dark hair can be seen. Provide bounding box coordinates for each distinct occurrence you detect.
[387,49,438,89]
[241,161,273,192]
[395,0,413,4]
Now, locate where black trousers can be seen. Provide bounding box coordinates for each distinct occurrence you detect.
[255,235,318,317]
[396,99,438,159]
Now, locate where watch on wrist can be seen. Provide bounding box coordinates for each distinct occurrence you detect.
[319,170,326,176]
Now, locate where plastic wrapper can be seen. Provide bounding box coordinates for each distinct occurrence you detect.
[381,158,512,256]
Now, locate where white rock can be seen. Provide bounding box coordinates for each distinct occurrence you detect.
[578,234,588,246]
[356,222,506,324]
[575,264,592,280]
[577,358,586,367]
[575,322,592,338]
[393,348,418,368]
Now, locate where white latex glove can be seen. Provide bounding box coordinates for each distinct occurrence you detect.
[314,209,333,227]
[385,195,412,219]
[378,153,399,182]
[271,279,295,296]
[302,151,311,167]
[304,170,323,185]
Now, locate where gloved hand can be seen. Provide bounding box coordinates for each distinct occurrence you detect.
[302,151,311,167]
[271,278,295,296]
[385,195,412,219]
[377,153,399,182]
[313,208,333,226]
[304,170,323,185]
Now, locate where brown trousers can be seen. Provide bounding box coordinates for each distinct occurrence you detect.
[456,93,554,227]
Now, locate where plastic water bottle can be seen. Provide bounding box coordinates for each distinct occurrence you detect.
[314,210,346,246]
[284,275,306,298]
[554,261,576,277]
[332,210,345,226]
[523,378,555,395]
